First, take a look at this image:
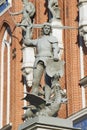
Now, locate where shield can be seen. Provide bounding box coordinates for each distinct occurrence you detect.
[46,59,65,77]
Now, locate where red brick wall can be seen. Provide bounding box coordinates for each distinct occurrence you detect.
[0,1,24,130]
[9,1,24,130]
[0,0,86,130]
[62,0,82,116]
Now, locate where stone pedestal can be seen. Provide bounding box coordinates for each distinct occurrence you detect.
[18,116,80,130]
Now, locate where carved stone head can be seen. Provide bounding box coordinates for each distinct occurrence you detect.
[42,23,52,35]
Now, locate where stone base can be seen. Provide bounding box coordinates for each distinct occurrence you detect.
[18,116,80,130]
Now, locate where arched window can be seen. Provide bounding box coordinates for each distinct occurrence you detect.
[0,0,12,16]
[0,26,12,128]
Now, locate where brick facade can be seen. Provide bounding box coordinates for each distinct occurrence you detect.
[0,0,87,130]
[63,0,82,116]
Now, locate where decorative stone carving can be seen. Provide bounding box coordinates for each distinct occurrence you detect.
[79,0,87,47]
[48,0,60,20]
[22,23,67,119]
[10,0,67,119]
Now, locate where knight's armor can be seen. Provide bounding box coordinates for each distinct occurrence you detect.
[34,35,59,68]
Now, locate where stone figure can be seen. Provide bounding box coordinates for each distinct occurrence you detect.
[9,0,67,119]
[9,0,35,38]
[22,82,67,120]
[48,0,60,20]
[9,0,35,26]
[23,23,61,103]
[9,0,36,87]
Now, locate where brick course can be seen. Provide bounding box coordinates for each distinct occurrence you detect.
[0,0,87,130]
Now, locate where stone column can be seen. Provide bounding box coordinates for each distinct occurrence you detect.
[51,18,63,60]
[22,47,35,87]
[79,0,87,47]
[48,0,63,60]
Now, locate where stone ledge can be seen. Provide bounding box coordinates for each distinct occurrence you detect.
[18,116,81,130]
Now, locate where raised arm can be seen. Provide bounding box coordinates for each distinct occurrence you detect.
[23,38,38,47]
